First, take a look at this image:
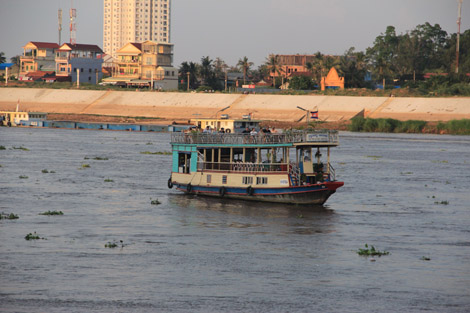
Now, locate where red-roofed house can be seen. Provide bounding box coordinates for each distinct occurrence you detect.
[55,43,104,84]
[20,41,60,80]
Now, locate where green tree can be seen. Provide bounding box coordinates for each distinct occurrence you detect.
[10,55,21,77]
[251,64,269,82]
[199,56,221,90]
[289,76,314,90]
[0,52,6,64]
[366,26,399,87]
[213,57,227,80]
[199,56,213,85]
[237,56,254,85]
[266,54,281,87]
[179,61,198,90]
[340,47,367,88]
[410,22,448,72]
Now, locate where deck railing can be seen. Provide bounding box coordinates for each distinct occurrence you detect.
[199,162,289,173]
[171,130,339,145]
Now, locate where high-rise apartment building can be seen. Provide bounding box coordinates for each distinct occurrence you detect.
[103,0,171,58]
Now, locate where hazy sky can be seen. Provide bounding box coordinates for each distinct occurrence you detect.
[0,0,468,67]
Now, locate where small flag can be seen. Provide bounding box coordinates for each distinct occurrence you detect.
[310,110,319,119]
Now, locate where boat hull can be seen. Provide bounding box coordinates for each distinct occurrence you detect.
[173,181,344,205]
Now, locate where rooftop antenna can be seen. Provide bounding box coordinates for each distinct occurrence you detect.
[70,0,76,45]
[456,0,463,74]
[58,6,63,45]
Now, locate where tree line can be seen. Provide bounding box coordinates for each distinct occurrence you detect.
[177,23,470,94]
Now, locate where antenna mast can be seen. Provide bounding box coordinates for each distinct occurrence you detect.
[58,8,63,45]
[456,0,463,74]
[70,0,77,45]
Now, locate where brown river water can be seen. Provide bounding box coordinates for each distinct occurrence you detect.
[0,127,469,312]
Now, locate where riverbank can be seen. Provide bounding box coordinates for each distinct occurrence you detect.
[1,88,470,123]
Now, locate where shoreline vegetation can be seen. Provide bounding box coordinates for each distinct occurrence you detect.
[347,117,470,135]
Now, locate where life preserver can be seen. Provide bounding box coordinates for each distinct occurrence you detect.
[187,183,192,193]
[225,129,231,133]
[247,186,254,196]
[219,186,226,196]
[167,178,173,189]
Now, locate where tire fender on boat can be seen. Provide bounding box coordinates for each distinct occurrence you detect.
[219,186,226,196]
[225,129,231,133]
[167,178,173,189]
[247,186,254,196]
[187,183,192,193]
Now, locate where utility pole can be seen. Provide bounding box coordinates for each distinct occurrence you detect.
[58,8,63,45]
[456,0,463,74]
[70,0,77,45]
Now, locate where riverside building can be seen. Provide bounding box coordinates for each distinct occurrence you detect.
[103,0,171,59]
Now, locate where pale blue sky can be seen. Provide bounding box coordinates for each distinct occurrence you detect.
[0,0,468,67]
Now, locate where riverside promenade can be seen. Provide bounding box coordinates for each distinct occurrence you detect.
[0,88,469,122]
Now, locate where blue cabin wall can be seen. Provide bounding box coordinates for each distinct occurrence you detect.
[191,151,198,172]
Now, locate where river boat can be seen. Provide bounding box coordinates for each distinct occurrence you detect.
[168,129,344,205]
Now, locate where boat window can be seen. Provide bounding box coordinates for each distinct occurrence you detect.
[206,174,211,183]
[256,177,268,185]
[232,148,243,162]
[178,152,191,174]
[222,175,227,184]
[244,148,257,163]
[242,177,253,185]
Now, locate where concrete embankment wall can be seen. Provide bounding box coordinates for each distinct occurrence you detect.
[0,88,469,122]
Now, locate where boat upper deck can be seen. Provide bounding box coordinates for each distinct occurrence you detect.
[171,129,339,147]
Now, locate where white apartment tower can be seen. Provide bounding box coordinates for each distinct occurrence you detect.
[103,0,170,58]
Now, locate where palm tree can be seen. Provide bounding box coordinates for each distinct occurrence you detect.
[179,61,198,90]
[237,56,254,85]
[266,54,281,87]
[10,55,21,77]
[200,56,214,85]
[214,57,226,80]
[0,52,6,64]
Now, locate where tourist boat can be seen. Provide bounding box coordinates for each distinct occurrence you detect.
[168,129,344,205]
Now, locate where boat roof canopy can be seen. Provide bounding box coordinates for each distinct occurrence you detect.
[171,130,339,147]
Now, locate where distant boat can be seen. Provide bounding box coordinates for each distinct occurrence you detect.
[168,129,344,205]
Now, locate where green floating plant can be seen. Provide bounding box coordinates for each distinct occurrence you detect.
[105,240,124,248]
[0,212,19,220]
[140,151,172,155]
[25,232,46,240]
[39,210,64,216]
[357,244,390,257]
[150,198,161,205]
